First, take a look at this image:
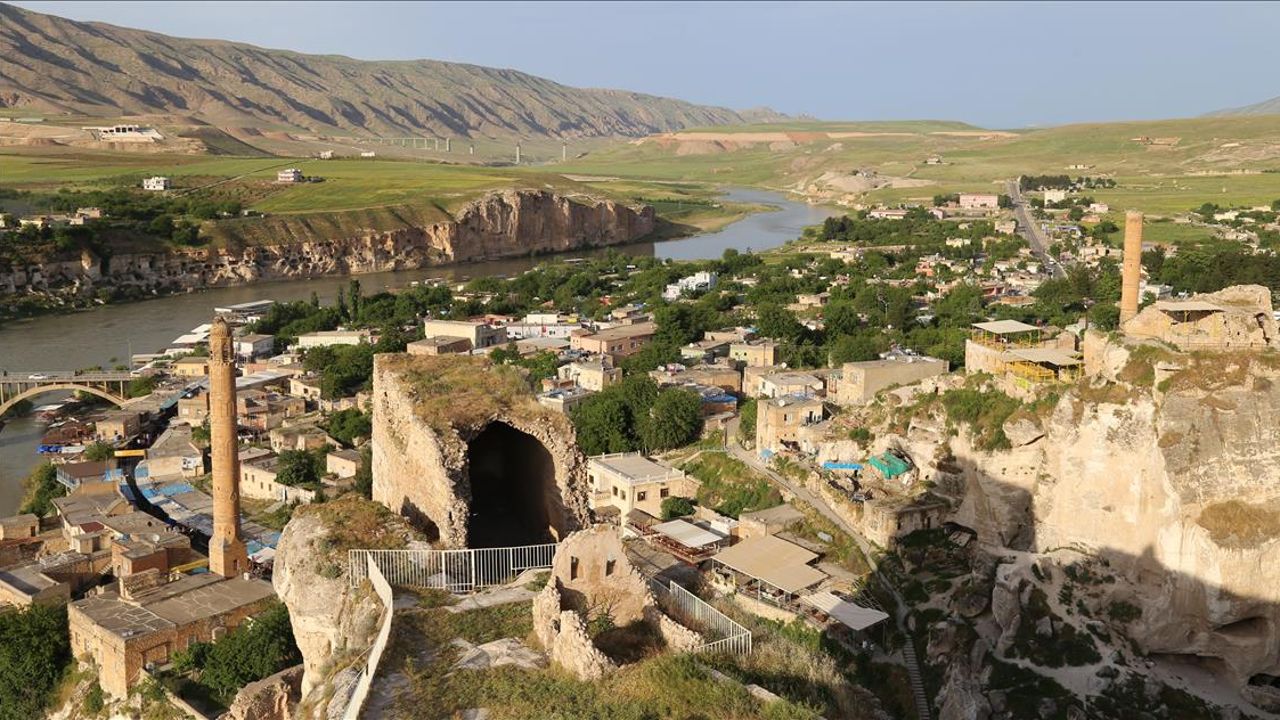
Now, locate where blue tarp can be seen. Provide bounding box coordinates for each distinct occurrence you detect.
[822,462,863,471]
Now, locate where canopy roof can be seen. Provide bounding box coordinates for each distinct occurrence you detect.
[714,535,826,594]
[1004,348,1082,367]
[800,591,890,631]
[972,319,1039,335]
[652,520,724,548]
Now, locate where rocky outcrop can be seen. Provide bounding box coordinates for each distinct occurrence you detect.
[0,190,655,298]
[941,337,1280,689]
[225,665,304,720]
[272,496,420,716]
[371,353,591,546]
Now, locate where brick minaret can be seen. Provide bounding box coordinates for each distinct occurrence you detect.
[1119,210,1144,323]
[208,317,248,578]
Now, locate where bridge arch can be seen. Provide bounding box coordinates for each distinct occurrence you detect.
[0,383,128,424]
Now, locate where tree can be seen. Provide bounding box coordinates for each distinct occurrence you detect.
[640,388,703,451]
[126,375,157,398]
[572,395,634,456]
[353,446,373,499]
[660,496,696,520]
[275,450,323,489]
[19,463,64,517]
[192,603,301,702]
[326,409,371,448]
[754,303,804,343]
[83,441,115,461]
[737,398,757,445]
[0,603,71,720]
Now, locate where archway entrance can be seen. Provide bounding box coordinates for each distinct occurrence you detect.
[465,422,562,548]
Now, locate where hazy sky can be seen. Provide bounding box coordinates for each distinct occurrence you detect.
[13,1,1280,128]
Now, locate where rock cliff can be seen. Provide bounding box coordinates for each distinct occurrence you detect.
[273,496,422,717]
[937,341,1280,690]
[0,190,655,298]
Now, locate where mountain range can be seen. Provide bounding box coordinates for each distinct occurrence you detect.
[0,2,786,140]
[1205,95,1280,118]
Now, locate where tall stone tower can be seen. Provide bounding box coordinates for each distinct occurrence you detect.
[208,317,248,578]
[1119,210,1144,323]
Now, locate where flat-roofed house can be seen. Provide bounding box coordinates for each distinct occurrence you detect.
[586,453,699,518]
[729,340,778,367]
[836,354,949,405]
[422,319,508,351]
[570,322,656,362]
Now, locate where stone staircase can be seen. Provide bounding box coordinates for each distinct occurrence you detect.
[901,642,932,720]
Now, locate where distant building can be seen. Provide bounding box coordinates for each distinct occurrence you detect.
[663,271,717,301]
[836,354,949,405]
[318,150,334,159]
[406,336,473,356]
[570,322,656,362]
[234,334,275,360]
[867,208,909,220]
[758,372,823,399]
[171,356,210,378]
[422,319,508,351]
[1042,189,1068,205]
[326,449,362,479]
[142,176,170,192]
[958,193,999,210]
[729,340,778,368]
[55,461,124,492]
[296,330,371,349]
[276,168,304,183]
[556,358,621,392]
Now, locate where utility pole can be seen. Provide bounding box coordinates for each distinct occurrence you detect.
[515,143,521,165]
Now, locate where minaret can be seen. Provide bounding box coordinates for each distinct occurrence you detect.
[208,317,248,578]
[1119,210,1144,323]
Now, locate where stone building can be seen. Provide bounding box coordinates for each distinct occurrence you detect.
[371,354,591,548]
[570,322,656,362]
[69,573,275,698]
[729,340,778,367]
[836,355,949,406]
[756,395,824,457]
[586,453,699,518]
[1120,285,1279,352]
[532,525,702,680]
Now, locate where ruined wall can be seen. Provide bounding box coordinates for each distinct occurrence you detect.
[0,190,655,297]
[1122,284,1279,351]
[371,354,591,546]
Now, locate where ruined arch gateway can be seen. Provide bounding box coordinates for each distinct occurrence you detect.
[370,354,592,547]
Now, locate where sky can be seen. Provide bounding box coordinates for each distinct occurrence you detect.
[12,1,1280,128]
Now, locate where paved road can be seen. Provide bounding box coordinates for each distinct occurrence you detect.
[1007,179,1066,279]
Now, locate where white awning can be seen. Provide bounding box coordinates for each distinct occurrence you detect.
[972,319,1039,335]
[800,591,889,631]
[652,519,724,549]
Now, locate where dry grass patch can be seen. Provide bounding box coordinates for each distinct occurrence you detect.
[1197,500,1280,548]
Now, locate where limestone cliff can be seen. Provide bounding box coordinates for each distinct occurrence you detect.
[931,342,1280,690]
[273,496,422,717]
[0,190,655,297]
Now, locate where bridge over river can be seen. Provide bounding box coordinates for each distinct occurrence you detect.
[0,371,132,420]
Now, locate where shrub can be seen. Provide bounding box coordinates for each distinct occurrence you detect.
[661,496,696,520]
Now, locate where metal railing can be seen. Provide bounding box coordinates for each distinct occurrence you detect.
[650,579,752,655]
[348,544,557,594]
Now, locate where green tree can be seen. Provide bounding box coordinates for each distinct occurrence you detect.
[275,450,323,489]
[195,603,301,702]
[353,446,373,499]
[660,496,696,520]
[737,398,757,445]
[0,603,71,720]
[19,463,64,517]
[325,409,371,448]
[571,395,634,455]
[126,375,157,398]
[640,388,703,451]
[83,441,115,461]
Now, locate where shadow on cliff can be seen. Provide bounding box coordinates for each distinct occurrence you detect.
[943,456,1280,716]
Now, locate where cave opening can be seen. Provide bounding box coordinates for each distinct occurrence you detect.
[466,421,562,548]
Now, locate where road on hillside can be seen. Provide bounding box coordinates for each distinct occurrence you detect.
[1007,178,1066,279]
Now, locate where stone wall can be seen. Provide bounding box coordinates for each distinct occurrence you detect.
[226,665,304,720]
[371,354,591,546]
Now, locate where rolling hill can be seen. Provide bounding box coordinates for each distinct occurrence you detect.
[1206,95,1280,117]
[0,2,786,140]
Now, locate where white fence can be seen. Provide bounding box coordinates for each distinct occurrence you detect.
[343,554,395,720]
[651,579,752,655]
[348,544,557,594]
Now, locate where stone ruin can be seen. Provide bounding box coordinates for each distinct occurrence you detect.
[371,354,592,547]
[1121,284,1279,352]
[532,525,703,680]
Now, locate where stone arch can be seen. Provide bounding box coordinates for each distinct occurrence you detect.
[463,420,567,548]
[0,383,126,427]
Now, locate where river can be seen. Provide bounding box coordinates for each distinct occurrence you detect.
[0,187,835,514]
